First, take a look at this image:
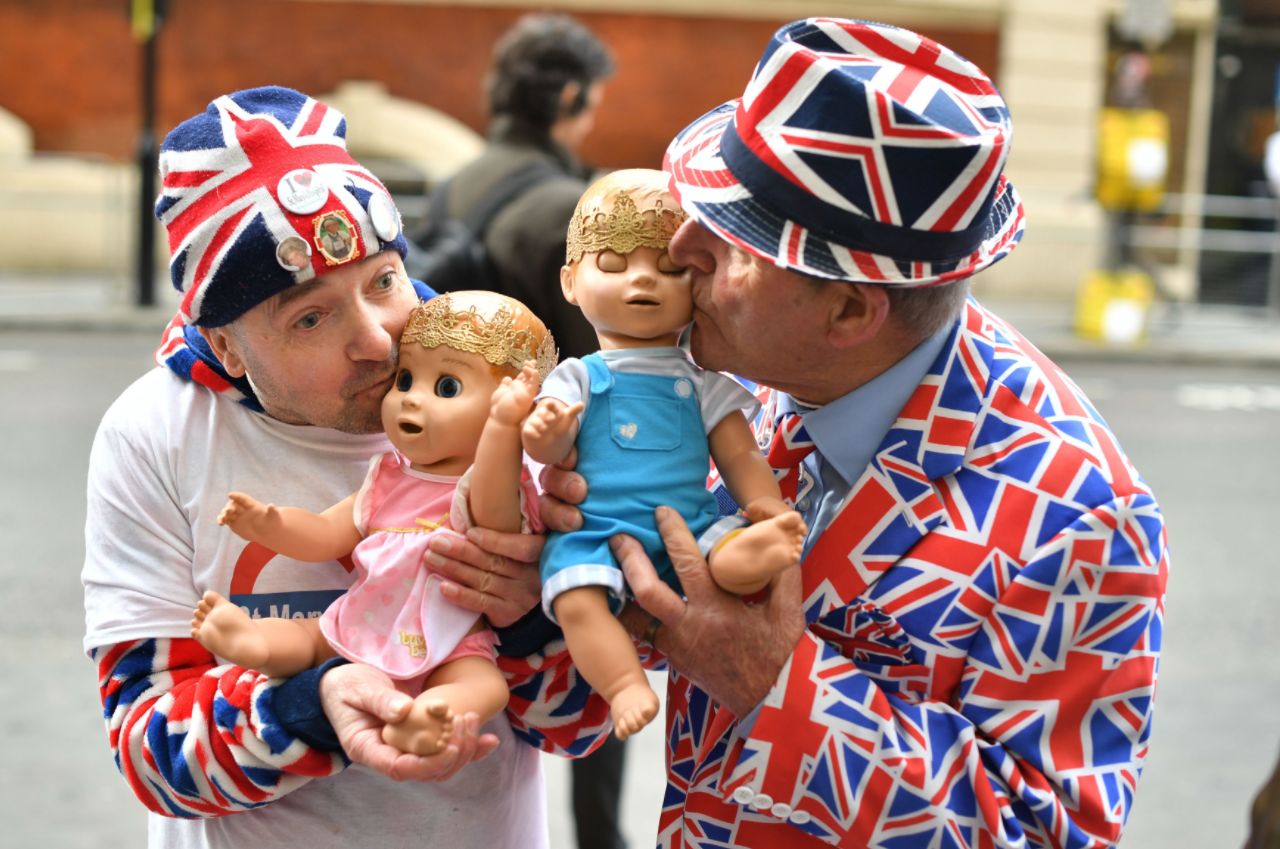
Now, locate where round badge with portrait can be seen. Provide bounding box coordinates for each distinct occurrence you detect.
[276,235,312,272]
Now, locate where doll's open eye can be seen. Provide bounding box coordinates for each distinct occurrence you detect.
[435,375,463,398]
[596,251,627,273]
[657,252,686,274]
[395,370,412,392]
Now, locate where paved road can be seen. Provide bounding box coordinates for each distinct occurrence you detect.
[1,326,1277,847]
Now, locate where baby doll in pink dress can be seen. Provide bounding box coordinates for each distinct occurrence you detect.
[191,291,557,755]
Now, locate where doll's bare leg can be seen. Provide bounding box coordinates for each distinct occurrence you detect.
[383,654,510,756]
[708,511,807,596]
[555,586,658,740]
[191,591,333,676]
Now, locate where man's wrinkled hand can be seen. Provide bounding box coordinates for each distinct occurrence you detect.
[320,663,498,782]
[613,506,804,717]
[537,447,586,533]
[424,528,542,628]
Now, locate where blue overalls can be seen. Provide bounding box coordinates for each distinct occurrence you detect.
[540,352,718,619]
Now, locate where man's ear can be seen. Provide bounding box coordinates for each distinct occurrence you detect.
[559,81,583,117]
[198,326,247,378]
[826,283,889,350]
[560,264,578,306]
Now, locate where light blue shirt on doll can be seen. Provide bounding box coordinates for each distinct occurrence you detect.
[537,347,758,620]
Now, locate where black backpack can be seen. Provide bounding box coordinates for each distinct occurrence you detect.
[404,162,560,292]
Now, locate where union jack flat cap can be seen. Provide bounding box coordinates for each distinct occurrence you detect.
[155,86,409,326]
[664,18,1025,287]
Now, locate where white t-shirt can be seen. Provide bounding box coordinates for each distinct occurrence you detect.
[83,367,547,849]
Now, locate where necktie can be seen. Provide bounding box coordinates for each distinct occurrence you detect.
[765,412,816,507]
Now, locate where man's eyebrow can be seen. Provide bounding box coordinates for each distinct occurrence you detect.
[263,281,324,318]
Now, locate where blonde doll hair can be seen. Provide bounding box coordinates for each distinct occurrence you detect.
[401,291,558,380]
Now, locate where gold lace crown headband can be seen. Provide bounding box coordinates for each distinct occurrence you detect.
[402,296,558,380]
[565,191,688,264]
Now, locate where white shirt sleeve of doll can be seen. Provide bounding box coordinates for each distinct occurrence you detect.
[536,358,591,424]
[697,370,762,433]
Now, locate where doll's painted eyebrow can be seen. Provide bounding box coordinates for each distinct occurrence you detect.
[439,355,480,372]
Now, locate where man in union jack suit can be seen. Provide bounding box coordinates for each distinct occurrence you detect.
[573,18,1167,849]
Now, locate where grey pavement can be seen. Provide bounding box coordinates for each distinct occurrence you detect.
[4,269,1280,368]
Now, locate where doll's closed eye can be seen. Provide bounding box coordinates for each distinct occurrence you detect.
[657,252,685,274]
[596,250,627,272]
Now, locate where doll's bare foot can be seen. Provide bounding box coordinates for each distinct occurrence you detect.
[610,683,659,740]
[382,698,455,756]
[709,511,808,595]
[191,591,270,669]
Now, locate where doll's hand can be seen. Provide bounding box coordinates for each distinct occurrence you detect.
[521,399,584,465]
[425,528,543,628]
[217,492,281,541]
[320,662,498,782]
[612,506,805,717]
[489,361,541,428]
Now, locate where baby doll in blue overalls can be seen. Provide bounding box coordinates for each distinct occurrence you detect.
[522,169,807,739]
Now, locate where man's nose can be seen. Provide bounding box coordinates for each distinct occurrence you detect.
[668,219,714,274]
[346,301,396,362]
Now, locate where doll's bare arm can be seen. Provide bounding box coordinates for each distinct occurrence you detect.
[521,397,584,467]
[218,492,361,562]
[707,412,789,516]
[470,363,541,534]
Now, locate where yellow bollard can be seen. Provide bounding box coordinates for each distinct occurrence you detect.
[1076,269,1155,345]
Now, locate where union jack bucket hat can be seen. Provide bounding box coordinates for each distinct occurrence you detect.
[664,18,1025,287]
[156,86,409,326]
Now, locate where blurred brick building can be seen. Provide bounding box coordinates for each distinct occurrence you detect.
[5,0,1274,308]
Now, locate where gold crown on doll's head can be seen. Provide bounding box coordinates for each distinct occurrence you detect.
[401,294,558,380]
[565,191,688,264]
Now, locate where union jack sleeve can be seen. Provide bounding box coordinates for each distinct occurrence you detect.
[499,635,615,758]
[93,637,344,817]
[715,496,1167,847]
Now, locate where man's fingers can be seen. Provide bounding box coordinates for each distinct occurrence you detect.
[538,493,584,532]
[611,532,685,624]
[654,506,715,595]
[539,463,586,505]
[462,526,544,563]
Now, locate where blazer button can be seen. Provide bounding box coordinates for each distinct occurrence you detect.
[731,786,755,804]
[770,803,792,819]
[789,809,812,825]
[749,793,773,810]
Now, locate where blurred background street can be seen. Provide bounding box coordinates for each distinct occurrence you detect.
[4,0,1280,846]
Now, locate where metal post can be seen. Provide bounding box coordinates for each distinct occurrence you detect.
[133,0,163,308]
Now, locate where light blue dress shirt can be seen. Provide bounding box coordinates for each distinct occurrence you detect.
[774,322,952,558]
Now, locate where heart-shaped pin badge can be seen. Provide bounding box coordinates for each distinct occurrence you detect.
[618,422,638,440]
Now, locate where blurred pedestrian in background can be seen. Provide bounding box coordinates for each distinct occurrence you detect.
[412,12,614,364]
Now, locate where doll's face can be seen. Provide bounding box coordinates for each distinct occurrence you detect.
[562,245,692,349]
[381,343,502,475]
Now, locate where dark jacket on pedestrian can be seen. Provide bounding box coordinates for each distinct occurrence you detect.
[443,116,600,360]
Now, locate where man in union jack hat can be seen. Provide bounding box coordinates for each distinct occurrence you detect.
[550,18,1167,848]
[82,86,611,849]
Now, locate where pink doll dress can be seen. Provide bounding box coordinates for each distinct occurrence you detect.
[319,450,542,680]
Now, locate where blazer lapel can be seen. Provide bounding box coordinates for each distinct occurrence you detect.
[795,301,997,614]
